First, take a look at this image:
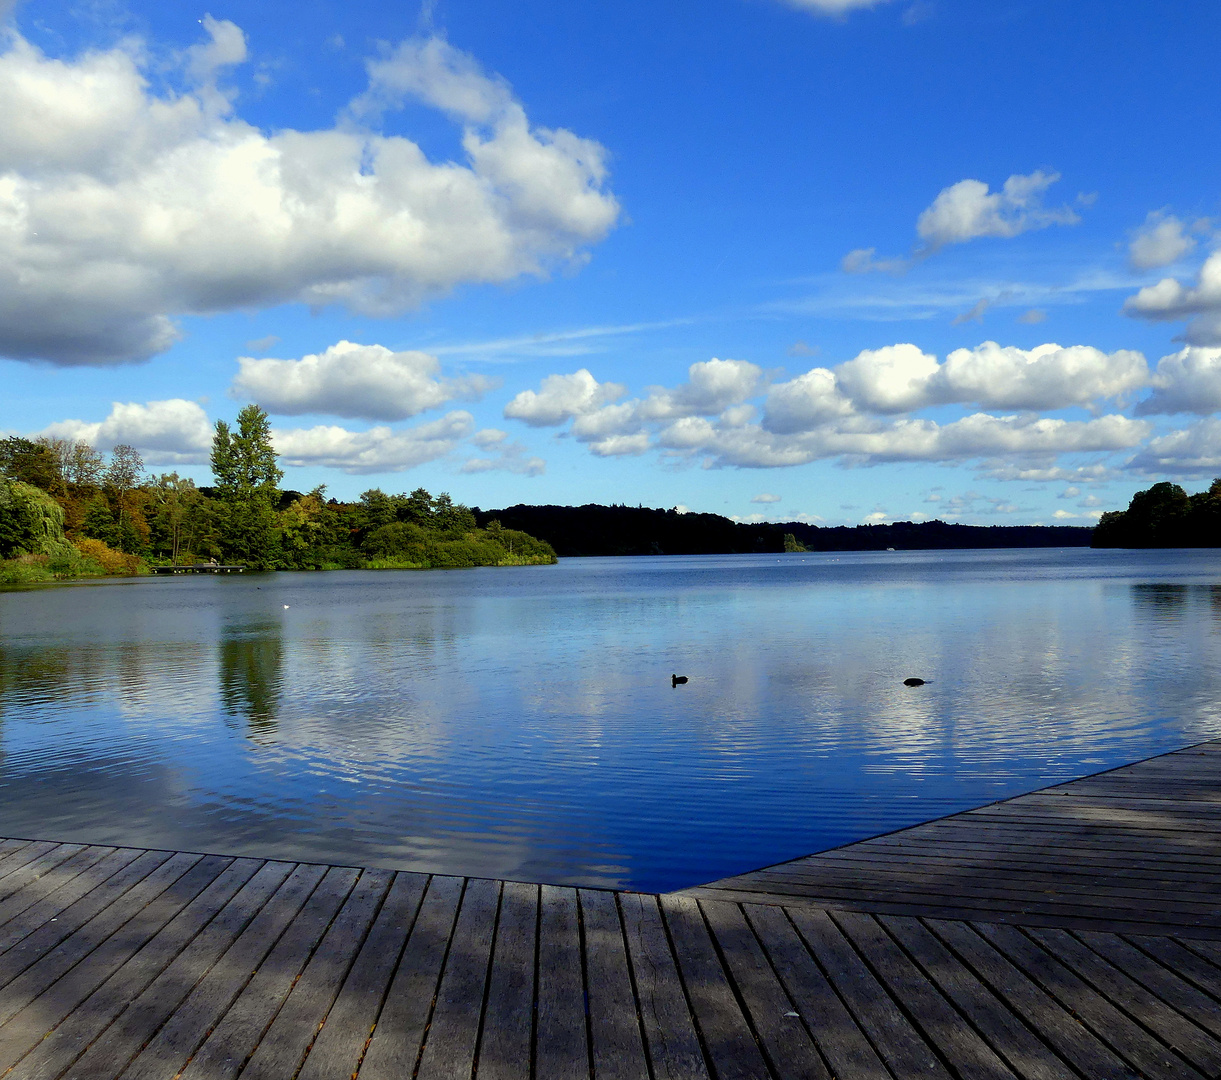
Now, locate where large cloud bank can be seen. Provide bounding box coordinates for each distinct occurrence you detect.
[503,343,1152,469]
[0,23,618,365]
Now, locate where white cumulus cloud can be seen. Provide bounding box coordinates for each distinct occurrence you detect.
[460,429,545,476]
[0,25,618,365]
[1135,346,1221,415]
[1127,418,1221,476]
[272,411,474,474]
[503,369,626,426]
[230,340,496,421]
[37,399,212,464]
[1128,211,1199,271]
[1124,250,1221,345]
[915,171,1080,251]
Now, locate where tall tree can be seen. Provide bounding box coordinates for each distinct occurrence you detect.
[104,444,146,552]
[211,405,283,568]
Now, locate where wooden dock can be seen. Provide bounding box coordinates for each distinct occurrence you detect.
[0,742,1217,1078]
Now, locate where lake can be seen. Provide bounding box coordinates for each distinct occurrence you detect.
[2,548,1221,892]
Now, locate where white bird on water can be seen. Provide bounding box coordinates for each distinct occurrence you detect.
[283,604,290,610]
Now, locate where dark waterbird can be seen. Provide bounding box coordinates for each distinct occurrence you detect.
[672,674,688,687]
[903,677,926,687]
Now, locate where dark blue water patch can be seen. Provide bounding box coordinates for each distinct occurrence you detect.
[3,548,1221,891]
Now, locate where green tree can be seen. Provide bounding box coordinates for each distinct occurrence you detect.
[103,444,146,551]
[211,405,283,568]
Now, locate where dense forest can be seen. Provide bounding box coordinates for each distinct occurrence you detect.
[474,504,1094,557]
[1092,480,1221,547]
[0,405,555,584]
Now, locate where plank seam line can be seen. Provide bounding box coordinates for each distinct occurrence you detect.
[910,914,1085,1079]
[1121,933,1221,1008]
[578,885,595,1080]
[737,901,836,1080]
[0,854,234,1080]
[151,862,326,1080]
[822,907,965,1080]
[876,912,1069,1080]
[229,865,362,1080]
[779,904,901,1078]
[657,896,720,1080]
[529,882,541,1080]
[468,878,505,1080]
[290,868,397,1080]
[693,898,788,1079]
[408,875,468,1080]
[347,871,433,1080]
[612,891,656,1080]
[991,923,1199,1079]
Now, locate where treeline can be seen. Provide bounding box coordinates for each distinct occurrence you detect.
[0,405,555,583]
[1092,480,1221,548]
[473,503,1094,557]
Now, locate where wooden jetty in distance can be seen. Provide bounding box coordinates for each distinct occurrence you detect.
[0,741,1217,1077]
[150,563,245,575]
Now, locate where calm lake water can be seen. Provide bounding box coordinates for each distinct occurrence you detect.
[3,549,1221,891]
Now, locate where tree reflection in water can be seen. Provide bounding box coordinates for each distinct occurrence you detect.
[219,621,283,734]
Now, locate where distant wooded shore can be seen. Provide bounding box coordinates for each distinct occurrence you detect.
[471,503,1093,558]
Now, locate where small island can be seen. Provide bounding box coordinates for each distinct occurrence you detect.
[0,406,555,584]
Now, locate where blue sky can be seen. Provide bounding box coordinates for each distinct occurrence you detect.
[4,0,1221,525]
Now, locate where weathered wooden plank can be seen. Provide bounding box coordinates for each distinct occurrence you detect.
[879,915,1079,1080]
[0,850,189,1034]
[0,847,147,968]
[977,923,1205,1080]
[533,884,588,1080]
[0,842,55,888]
[742,904,888,1080]
[0,846,117,939]
[358,875,464,1080]
[730,865,1221,910]
[177,865,360,1080]
[685,888,1221,940]
[475,880,537,1080]
[699,899,829,1080]
[660,894,771,1080]
[296,871,429,1080]
[1122,935,1221,1009]
[925,920,1142,1080]
[833,910,1018,1080]
[59,860,294,1080]
[238,868,392,1080]
[116,861,327,1080]
[681,882,1221,930]
[0,852,217,1075]
[581,889,650,1080]
[415,878,500,1080]
[786,905,951,1079]
[1022,928,1221,1075]
[1072,931,1221,1040]
[619,892,710,1080]
[0,844,88,906]
[5,858,260,1080]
